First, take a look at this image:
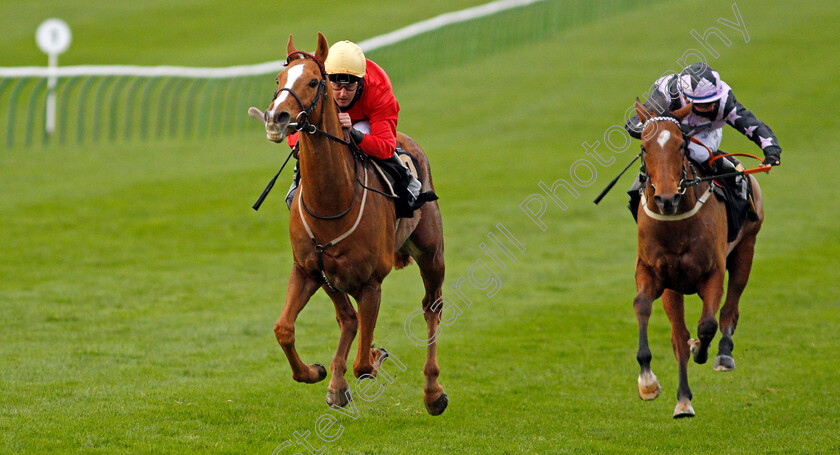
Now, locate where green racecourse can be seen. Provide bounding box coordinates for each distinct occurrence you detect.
[2,0,839,453]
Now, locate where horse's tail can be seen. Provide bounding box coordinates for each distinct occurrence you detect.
[394,252,414,270]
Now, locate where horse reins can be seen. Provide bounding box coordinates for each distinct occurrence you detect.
[274,51,353,147]
[682,152,771,187]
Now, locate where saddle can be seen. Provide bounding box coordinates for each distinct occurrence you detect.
[369,148,438,219]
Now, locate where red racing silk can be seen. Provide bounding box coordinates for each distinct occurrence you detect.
[288,59,399,160]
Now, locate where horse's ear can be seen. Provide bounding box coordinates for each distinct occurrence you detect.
[286,34,296,56]
[635,98,653,123]
[315,32,329,63]
[673,103,692,121]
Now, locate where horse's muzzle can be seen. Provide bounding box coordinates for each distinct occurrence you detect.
[265,111,291,143]
[654,192,682,216]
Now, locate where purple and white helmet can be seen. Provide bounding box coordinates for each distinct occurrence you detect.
[678,63,725,103]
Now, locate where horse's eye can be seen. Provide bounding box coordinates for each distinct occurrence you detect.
[309,79,319,88]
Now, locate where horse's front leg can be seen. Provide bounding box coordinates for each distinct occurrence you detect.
[634,262,663,400]
[662,289,694,418]
[274,263,327,384]
[352,280,384,379]
[692,268,725,365]
[323,286,358,408]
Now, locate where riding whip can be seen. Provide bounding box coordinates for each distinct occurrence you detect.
[253,146,296,211]
[593,151,642,205]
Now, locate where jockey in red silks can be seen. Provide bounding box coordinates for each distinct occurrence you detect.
[285,40,423,211]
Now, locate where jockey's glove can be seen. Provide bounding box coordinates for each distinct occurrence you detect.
[349,128,364,145]
[762,152,781,167]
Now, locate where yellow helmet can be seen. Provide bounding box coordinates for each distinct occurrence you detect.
[325,40,366,79]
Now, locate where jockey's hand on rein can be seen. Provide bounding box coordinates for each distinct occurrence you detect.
[762,153,781,167]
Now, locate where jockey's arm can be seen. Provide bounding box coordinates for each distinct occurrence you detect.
[353,90,399,160]
[722,93,782,161]
[353,117,397,159]
[625,79,681,139]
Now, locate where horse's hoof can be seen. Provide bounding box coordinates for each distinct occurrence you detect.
[714,355,736,371]
[637,372,661,401]
[689,339,708,364]
[673,399,695,418]
[375,347,390,364]
[372,346,389,370]
[688,339,701,356]
[293,363,328,384]
[425,392,448,416]
[313,363,328,383]
[326,386,352,409]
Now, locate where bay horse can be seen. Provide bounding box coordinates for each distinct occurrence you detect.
[632,100,764,418]
[252,33,447,415]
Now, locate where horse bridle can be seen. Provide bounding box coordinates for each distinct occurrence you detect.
[270,51,326,134]
[270,51,362,222]
[640,116,691,196]
[271,51,351,145]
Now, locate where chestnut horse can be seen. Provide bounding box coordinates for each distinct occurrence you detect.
[632,101,763,418]
[254,34,447,415]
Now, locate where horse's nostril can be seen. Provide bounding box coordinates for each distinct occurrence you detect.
[276,112,290,124]
[672,194,682,206]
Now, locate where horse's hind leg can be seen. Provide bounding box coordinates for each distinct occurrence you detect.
[634,264,663,402]
[323,286,358,408]
[716,235,757,371]
[417,251,447,415]
[662,290,695,418]
[407,206,447,415]
[274,264,328,384]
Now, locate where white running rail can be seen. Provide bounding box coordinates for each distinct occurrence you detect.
[0,0,543,79]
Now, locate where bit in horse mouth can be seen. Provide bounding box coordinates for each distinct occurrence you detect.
[266,132,285,142]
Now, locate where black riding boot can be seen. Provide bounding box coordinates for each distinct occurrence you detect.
[390,152,437,213]
[713,155,750,202]
[285,164,300,210]
[711,154,754,236]
[627,172,645,222]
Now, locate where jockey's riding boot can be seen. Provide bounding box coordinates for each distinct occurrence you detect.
[714,156,750,201]
[715,156,759,221]
[390,153,421,200]
[627,172,644,223]
[713,154,739,175]
[389,152,437,211]
[285,164,300,210]
[713,154,757,224]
